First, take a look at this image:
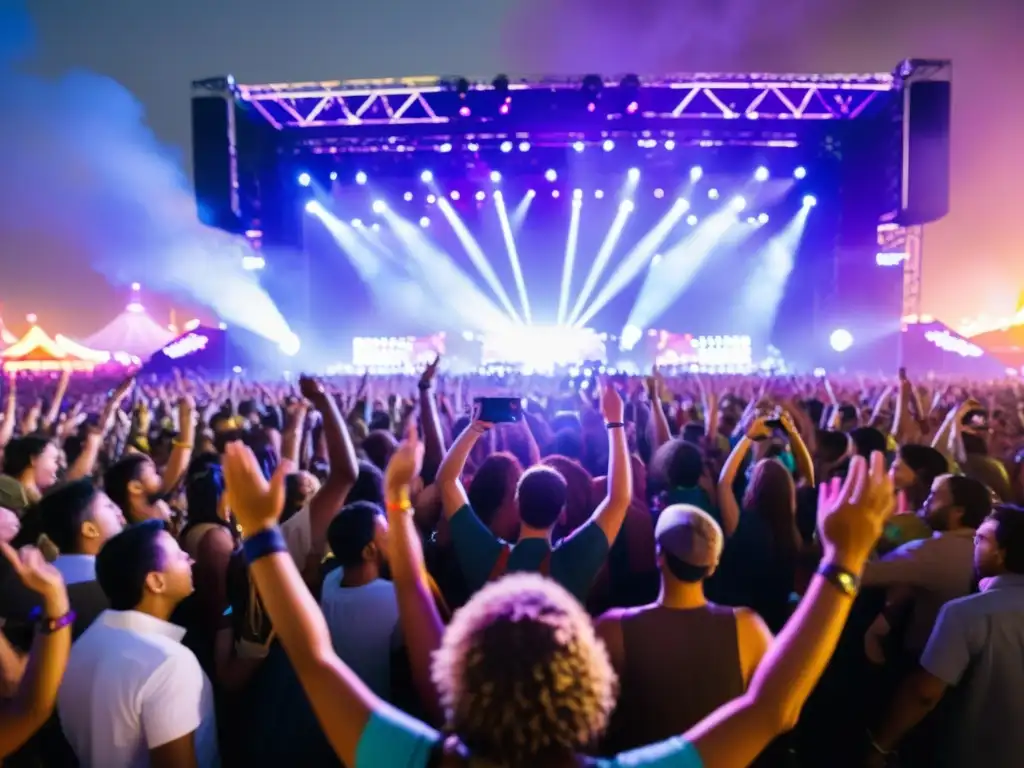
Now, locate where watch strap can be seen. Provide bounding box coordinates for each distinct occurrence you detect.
[817,562,860,597]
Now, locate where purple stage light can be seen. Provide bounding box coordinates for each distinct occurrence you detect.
[602,139,614,152]
[475,191,486,201]
[664,140,676,150]
[628,168,640,181]
[372,200,386,213]
[626,101,639,114]
[439,142,453,153]
[690,166,703,181]
[490,170,502,183]
[419,217,430,228]
[573,189,583,200]
[654,188,664,198]
[459,106,471,117]
[552,190,560,198]
[499,103,509,115]
[329,171,338,181]
[355,171,367,185]
[450,191,460,201]
[500,141,513,153]
[830,329,853,352]
[595,190,604,199]
[573,141,585,152]
[754,166,770,182]
[687,214,698,226]
[519,141,531,152]
[420,170,433,182]
[803,195,818,207]
[794,166,807,179]
[545,169,557,182]
[426,194,437,204]
[708,188,720,200]
[403,192,413,201]
[298,173,311,187]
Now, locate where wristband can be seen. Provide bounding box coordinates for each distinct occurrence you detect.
[605,421,625,429]
[386,498,413,514]
[30,606,76,635]
[817,562,860,597]
[242,527,288,563]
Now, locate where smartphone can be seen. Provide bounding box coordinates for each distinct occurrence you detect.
[474,396,524,423]
[962,409,989,429]
[765,418,783,430]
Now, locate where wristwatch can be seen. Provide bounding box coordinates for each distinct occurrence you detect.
[817,563,860,597]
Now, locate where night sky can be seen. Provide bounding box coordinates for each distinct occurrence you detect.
[3,0,1022,338]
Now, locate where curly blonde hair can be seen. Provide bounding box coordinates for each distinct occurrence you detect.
[432,573,617,766]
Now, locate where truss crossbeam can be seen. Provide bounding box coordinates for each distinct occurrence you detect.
[229,73,894,130]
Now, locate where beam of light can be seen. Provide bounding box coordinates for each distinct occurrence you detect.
[556,195,583,325]
[493,191,532,324]
[735,204,811,346]
[510,189,536,232]
[623,204,746,333]
[436,197,523,324]
[573,197,691,329]
[381,207,514,334]
[566,173,641,326]
[307,203,386,281]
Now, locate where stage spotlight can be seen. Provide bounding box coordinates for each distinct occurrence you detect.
[620,200,634,213]
[355,171,368,185]
[687,214,698,226]
[450,191,461,201]
[794,166,807,179]
[545,169,558,182]
[573,189,583,200]
[426,194,437,204]
[664,139,676,150]
[595,190,605,199]
[731,196,747,212]
[573,141,585,153]
[603,139,615,152]
[830,328,853,352]
[803,195,818,207]
[467,142,479,151]
[419,217,430,228]
[304,200,320,214]
[421,170,434,183]
[500,141,513,153]
[654,188,664,198]
[279,333,301,357]
[746,216,758,225]
[690,166,703,181]
[628,167,640,181]
[754,166,770,182]
[298,173,311,187]
[490,170,502,183]
[371,223,381,232]
[678,198,690,211]
[758,213,770,224]
[552,190,560,198]
[708,188,720,200]
[372,200,386,214]
[519,141,531,152]
[403,192,413,201]
[475,191,486,201]
[526,189,536,197]
[439,142,453,153]
[351,218,363,227]
[651,254,662,267]
[329,171,338,181]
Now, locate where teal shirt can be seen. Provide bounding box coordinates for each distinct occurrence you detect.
[356,706,704,768]
[449,503,610,602]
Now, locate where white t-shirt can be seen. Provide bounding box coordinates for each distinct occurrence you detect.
[58,610,219,768]
[281,502,313,566]
[320,574,401,701]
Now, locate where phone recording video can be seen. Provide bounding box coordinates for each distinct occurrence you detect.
[474,396,524,423]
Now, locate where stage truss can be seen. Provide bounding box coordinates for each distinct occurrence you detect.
[196,72,896,134]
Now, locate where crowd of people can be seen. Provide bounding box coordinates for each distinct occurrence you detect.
[0,363,1022,768]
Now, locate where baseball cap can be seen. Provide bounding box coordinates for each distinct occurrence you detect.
[654,504,723,569]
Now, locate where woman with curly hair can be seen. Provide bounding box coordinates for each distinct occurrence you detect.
[221,421,894,768]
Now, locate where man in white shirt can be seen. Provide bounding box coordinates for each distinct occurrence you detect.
[59,519,219,768]
[320,500,400,701]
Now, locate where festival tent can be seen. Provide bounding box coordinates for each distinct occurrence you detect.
[0,311,17,348]
[0,324,104,372]
[81,284,174,359]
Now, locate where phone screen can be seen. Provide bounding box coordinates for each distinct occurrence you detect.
[474,396,524,423]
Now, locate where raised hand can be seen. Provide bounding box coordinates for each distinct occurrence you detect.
[746,415,774,441]
[817,452,893,567]
[599,378,625,424]
[384,422,425,497]
[0,507,20,544]
[222,441,293,535]
[0,542,66,604]
[298,374,324,402]
[419,354,441,390]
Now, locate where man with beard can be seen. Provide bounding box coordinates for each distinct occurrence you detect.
[861,473,991,658]
[867,505,1024,767]
[319,500,399,702]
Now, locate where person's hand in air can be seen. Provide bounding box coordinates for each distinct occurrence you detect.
[384,423,425,499]
[0,542,68,617]
[0,508,21,545]
[817,452,892,570]
[599,377,625,424]
[222,441,293,536]
[418,354,441,391]
[746,415,774,442]
[469,400,494,434]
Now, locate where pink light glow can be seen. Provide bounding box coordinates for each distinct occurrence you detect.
[587,102,596,112]
[626,101,639,114]
[499,103,509,115]
[459,106,471,117]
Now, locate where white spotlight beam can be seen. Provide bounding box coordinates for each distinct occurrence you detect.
[624,205,748,332]
[736,206,812,339]
[556,197,583,326]
[511,190,536,232]
[574,198,690,329]
[494,191,533,324]
[382,208,514,334]
[436,197,523,324]
[567,203,632,326]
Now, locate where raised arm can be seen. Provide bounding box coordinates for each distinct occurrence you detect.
[160,395,195,494]
[39,370,70,433]
[0,544,72,759]
[590,382,632,544]
[716,417,771,537]
[435,418,490,518]
[416,357,446,482]
[301,376,358,558]
[383,427,445,723]
[684,453,891,768]
[222,445,377,768]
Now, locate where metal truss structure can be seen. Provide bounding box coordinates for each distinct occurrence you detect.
[205,72,895,135]
[877,221,924,321]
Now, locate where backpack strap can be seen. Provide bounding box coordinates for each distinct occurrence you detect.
[487,544,514,582]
